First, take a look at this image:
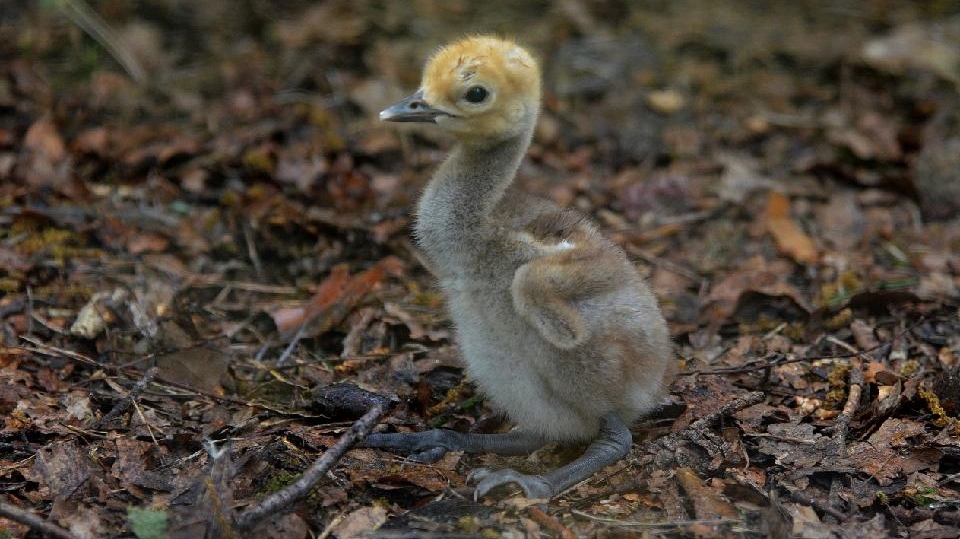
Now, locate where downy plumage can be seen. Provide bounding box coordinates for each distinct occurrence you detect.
[366,36,674,499]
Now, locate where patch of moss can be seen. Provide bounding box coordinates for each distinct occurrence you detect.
[260,470,299,495]
[458,516,481,534]
[11,224,102,265]
[33,283,95,302]
[919,383,960,434]
[0,278,20,293]
[824,308,852,330]
[900,360,920,377]
[242,150,274,174]
[824,363,852,409]
[818,270,864,309]
[910,486,942,508]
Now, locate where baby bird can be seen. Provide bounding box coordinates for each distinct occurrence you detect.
[366,36,674,499]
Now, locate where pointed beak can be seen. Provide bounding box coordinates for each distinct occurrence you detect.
[380,90,448,123]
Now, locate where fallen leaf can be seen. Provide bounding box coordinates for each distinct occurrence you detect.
[127,231,170,254]
[29,440,95,500]
[24,115,66,162]
[273,256,404,337]
[155,320,231,394]
[763,191,818,264]
[675,467,739,520]
[329,506,387,539]
[848,418,941,485]
[250,513,309,539]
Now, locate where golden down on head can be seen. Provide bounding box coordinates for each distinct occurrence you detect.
[421,36,541,114]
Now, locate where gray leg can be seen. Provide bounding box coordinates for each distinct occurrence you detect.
[471,413,631,499]
[362,428,545,463]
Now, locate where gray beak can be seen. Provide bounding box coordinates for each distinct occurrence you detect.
[380,90,448,123]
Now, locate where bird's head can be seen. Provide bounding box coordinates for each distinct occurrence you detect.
[380,36,541,143]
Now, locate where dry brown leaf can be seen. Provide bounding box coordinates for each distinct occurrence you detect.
[675,467,739,520]
[250,513,309,539]
[848,418,941,485]
[155,320,231,394]
[28,440,95,500]
[763,191,818,264]
[273,257,404,337]
[24,115,66,162]
[703,255,811,322]
[329,505,387,539]
[126,231,170,255]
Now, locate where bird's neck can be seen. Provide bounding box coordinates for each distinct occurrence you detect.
[415,124,534,269]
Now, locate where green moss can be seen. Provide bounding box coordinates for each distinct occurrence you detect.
[127,507,168,539]
[911,486,942,507]
[0,279,20,293]
[260,470,299,495]
[242,149,274,174]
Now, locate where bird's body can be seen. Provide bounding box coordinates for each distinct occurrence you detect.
[366,36,674,499]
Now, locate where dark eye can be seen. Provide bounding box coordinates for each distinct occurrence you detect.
[464,86,489,103]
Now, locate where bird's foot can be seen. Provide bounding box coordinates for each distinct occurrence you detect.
[468,467,553,500]
[362,431,453,463]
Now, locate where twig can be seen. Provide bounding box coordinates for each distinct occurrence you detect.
[527,506,576,539]
[781,482,848,522]
[0,500,82,539]
[826,336,864,455]
[17,339,283,413]
[648,391,765,453]
[571,509,740,529]
[341,308,377,358]
[274,322,308,369]
[95,366,158,428]
[316,508,347,539]
[52,0,147,84]
[243,222,263,279]
[235,403,385,530]
[367,532,485,539]
[131,398,160,446]
[685,317,925,376]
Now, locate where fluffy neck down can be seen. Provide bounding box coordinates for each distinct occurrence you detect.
[414,124,534,273]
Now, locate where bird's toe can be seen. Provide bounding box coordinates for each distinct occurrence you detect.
[469,468,553,500]
[362,431,452,463]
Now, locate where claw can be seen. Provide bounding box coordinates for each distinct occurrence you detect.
[469,467,553,500]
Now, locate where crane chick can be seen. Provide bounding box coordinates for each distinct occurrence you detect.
[366,36,674,499]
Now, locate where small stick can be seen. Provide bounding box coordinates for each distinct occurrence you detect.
[53,0,147,84]
[235,403,384,530]
[243,223,263,279]
[527,506,576,539]
[0,500,82,539]
[782,482,848,521]
[274,322,308,368]
[571,509,740,529]
[95,366,158,428]
[825,336,864,455]
[650,391,765,453]
[19,338,273,411]
[686,317,924,376]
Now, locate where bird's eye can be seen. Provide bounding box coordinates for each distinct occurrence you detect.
[464,86,489,104]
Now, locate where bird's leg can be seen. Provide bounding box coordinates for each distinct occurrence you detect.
[362,428,545,464]
[470,413,631,499]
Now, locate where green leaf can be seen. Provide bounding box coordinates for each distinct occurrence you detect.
[127,507,168,539]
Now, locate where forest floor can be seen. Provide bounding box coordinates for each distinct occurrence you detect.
[2,1,960,538]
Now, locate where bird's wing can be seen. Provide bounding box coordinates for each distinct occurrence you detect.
[511,257,589,349]
[510,230,628,349]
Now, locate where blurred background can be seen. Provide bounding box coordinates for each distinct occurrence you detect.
[2,2,960,536]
